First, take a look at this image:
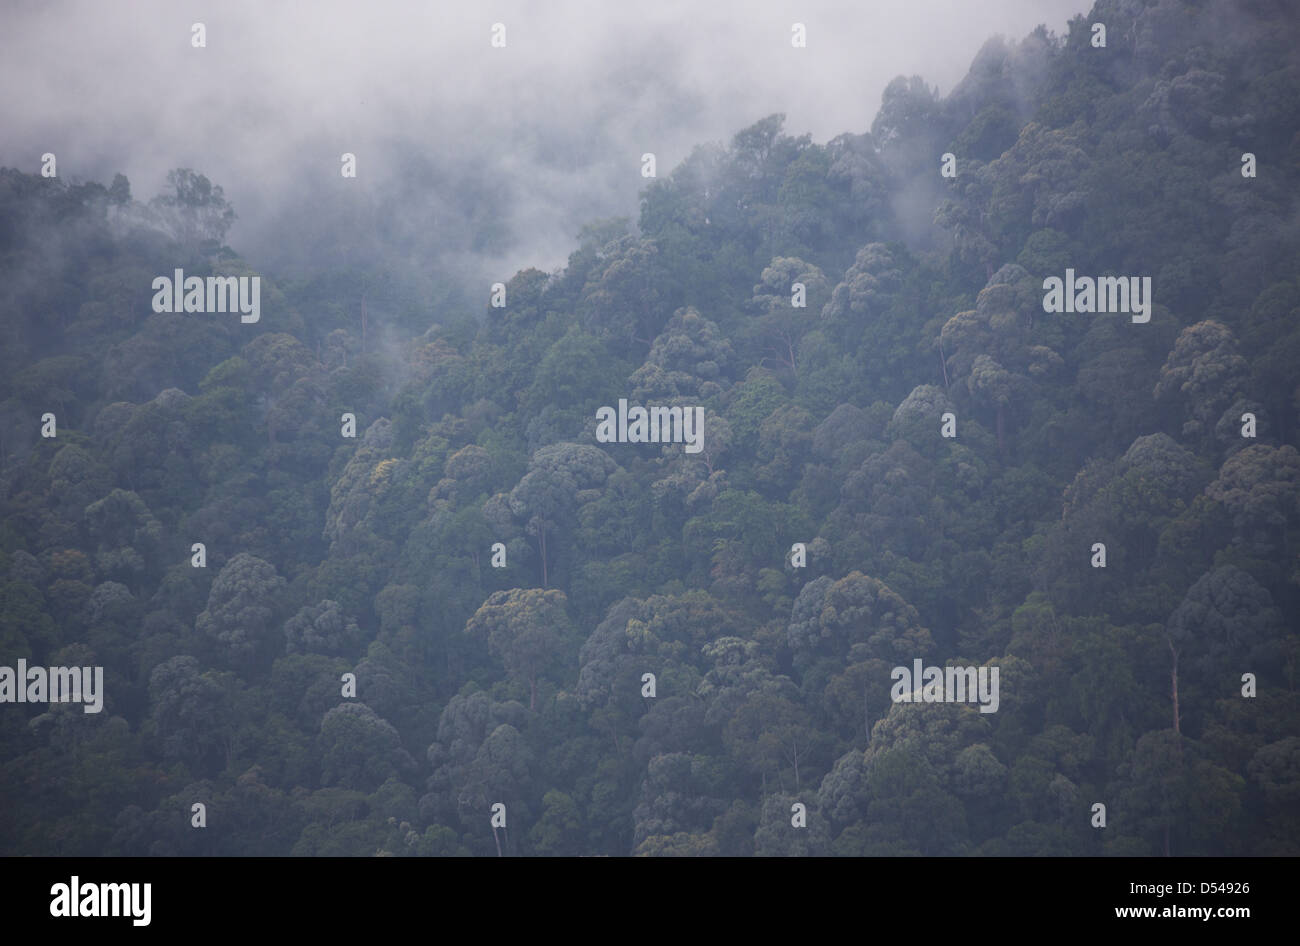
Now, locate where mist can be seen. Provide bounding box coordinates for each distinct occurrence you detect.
[0,0,1089,297]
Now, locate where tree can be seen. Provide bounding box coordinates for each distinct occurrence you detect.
[459,723,533,854]
[788,571,934,667]
[1167,566,1283,699]
[1113,730,1244,856]
[147,168,236,257]
[1206,444,1300,564]
[507,443,616,588]
[284,599,363,658]
[47,445,109,520]
[752,791,829,856]
[520,326,625,423]
[745,258,828,376]
[1154,321,1248,447]
[83,489,163,589]
[465,588,573,711]
[631,752,729,852]
[723,675,819,791]
[195,553,286,667]
[629,307,734,401]
[422,690,527,824]
[148,655,231,774]
[580,237,671,355]
[856,747,969,856]
[820,244,914,403]
[324,418,397,552]
[243,333,323,448]
[529,790,586,856]
[318,703,414,792]
[1247,738,1300,855]
[938,265,1063,454]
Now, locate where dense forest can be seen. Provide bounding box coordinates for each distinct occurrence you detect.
[2,0,1298,857]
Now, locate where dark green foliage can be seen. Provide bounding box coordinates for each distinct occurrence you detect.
[1,0,1297,856]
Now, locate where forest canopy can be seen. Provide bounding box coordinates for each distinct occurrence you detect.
[1,0,1297,857]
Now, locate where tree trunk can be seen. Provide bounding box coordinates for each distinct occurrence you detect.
[1169,640,1181,735]
[539,526,548,589]
[1168,638,1183,857]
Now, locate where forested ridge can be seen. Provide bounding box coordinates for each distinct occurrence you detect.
[2,0,1298,857]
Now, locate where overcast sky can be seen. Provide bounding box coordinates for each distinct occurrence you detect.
[1,0,1091,277]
